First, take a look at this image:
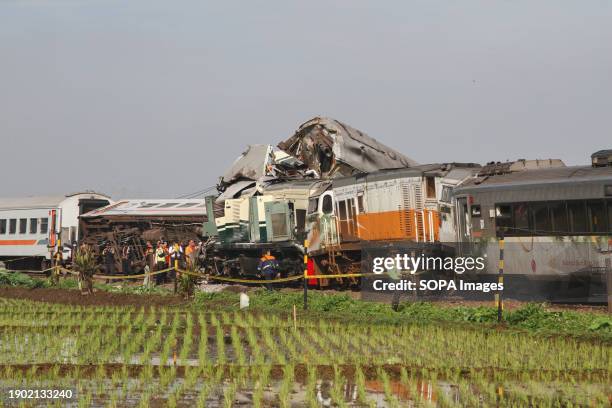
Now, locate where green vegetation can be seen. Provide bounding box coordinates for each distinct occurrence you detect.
[0,276,610,405]
[194,290,612,339]
[0,270,47,289]
[0,297,608,406]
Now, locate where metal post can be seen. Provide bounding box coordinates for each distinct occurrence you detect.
[303,240,308,310]
[497,229,504,322]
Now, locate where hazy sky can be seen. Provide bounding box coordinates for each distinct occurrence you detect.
[1,1,611,198]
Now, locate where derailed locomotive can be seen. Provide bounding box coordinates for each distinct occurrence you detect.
[305,163,480,285]
[201,163,481,283]
[202,179,329,278]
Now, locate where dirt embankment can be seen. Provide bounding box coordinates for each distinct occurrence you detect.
[0,287,186,308]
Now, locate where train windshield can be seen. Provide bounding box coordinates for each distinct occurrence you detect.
[307,197,319,214]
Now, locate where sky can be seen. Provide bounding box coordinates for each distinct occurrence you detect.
[1,1,611,198]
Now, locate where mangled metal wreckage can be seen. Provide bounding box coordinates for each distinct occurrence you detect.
[203,117,418,278]
[80,199,207,274]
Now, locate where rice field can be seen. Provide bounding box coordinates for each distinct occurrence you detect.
[0,297,609,407]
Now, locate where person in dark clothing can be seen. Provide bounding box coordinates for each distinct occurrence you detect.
[257,251,279,291]
[102,243,116,275]
[121,244,133,275]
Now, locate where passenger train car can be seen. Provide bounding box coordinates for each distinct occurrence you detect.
[0,192,111,270]
[453,157,612,302]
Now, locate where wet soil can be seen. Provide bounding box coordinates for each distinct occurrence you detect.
[0,287,187,308]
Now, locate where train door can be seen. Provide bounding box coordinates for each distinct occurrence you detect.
[455,197,470,241]
[264,201,293,242]
[336,197,358,241]
[248,197,260,242]
[318,191,339,247]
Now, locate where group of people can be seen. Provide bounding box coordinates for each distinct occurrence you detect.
[145,239,200,285]
[98,239,202,285]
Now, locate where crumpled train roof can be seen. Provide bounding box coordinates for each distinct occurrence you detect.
[278,117,418,176]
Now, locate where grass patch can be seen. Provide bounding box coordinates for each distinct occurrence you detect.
[193,289,612,339]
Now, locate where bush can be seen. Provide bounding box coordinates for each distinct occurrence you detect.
[0,270,48,289]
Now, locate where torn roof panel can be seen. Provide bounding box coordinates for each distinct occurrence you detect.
[221,145,271,184]
[278,116,418,178]
[220,144,304,185]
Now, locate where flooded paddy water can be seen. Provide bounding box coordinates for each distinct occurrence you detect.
[0,297,609,407]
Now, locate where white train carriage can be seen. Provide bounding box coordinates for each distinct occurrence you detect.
[0,192,111,270]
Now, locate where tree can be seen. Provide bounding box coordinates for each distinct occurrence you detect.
[73,248,97,295]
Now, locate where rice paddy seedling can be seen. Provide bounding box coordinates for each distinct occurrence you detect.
[230,326,246,365]
[223,380,237,408]
[215,324,226,364]
[330,364,348,408]
[0,298,608,406]
[378,367,400,408]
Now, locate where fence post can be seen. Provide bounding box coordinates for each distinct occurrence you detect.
[497,229,504,322]
[303,240,308,310]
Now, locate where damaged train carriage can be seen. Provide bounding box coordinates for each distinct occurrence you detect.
[203,180,330,278]
[306,163,480,286]
[203,117,421,278]
[80,199,207,274]
[453,156,612,303]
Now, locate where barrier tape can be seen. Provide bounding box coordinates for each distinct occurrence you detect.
[177,268,392,283]
[203,274,304,284]
[4,265,397,284]
[91,267,175,280]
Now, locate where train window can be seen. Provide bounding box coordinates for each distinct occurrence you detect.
[550,202,569,234]
[608,200,612,231]
[586,200,606,233]
[40,218,48,234]
[295,209,306,232]
[426,177,436,199]
[338,200,348,220]
[9,219,16,234]
[307,198,318,214]
[470,205,481,218]
[495,205,511,218]
[357,195,365,213]
[605,185,612,196]
[494,205,512,231]
[29,218,38,234]
[531,203,550,234]
[19,219,27,234]
[0,220,6,234]
[513,203,531,234]
[568,201,587,233]
[322,195,333,215]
